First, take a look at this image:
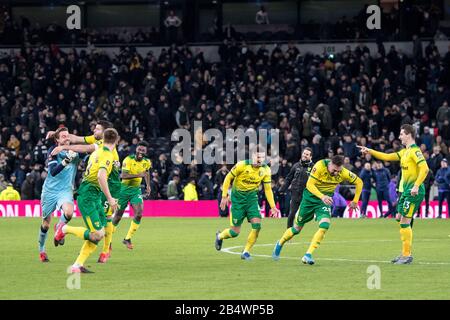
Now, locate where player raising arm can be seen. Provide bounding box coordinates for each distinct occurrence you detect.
[358,124,429,264]
[48,120,120,263]
[54,128,119,273]
[38,127,79,262]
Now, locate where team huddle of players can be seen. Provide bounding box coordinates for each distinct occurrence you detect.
[37,121,428,271]
[38,121,151,273]
[216,124,429,265]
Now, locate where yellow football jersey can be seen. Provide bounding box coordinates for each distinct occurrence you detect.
[84,135,121,183]
[396,144,428,189]
[82,147,114,188]
[121,155,152,187]
[229,160,271,192]
[308,159,359,196]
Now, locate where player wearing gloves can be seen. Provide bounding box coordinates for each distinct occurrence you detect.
[38,127,80,262]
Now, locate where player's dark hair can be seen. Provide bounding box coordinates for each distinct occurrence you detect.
[303,147,313,154]
[138,141,149,148]
[400,124,415,138]
[331,155,344,166]
[97,120,113,130]
[54,127,68,142]
[103,128,119,144]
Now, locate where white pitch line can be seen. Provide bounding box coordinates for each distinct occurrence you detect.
[220,239,450,265]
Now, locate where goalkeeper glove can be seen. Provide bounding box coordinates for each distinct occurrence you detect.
[62,150,77,166]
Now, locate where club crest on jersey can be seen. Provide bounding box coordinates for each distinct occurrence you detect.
[259,170,264,177]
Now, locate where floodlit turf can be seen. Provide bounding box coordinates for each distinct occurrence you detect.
[0,217,450,300]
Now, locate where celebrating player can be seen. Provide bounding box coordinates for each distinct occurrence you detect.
[272,155,363,265]
[215,146,280,260]
[358,124,429,264]
[48,120,120,263]
[54,128,119,273]
[112,141,152,250]
[38,127,79,262]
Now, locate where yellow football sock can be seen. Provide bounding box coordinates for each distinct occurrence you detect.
[102,221,113,254]
[75,240,98,266]
[306,228,327,255]
[64,225,89,240]
[279,228,295,246]
[244,228,260,253]
[219,228,238,240]
[400,225,413,256]
[125,219,140,240]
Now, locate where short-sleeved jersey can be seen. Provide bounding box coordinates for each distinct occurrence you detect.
[230,160,272,192]
[121,155,152,187]
[42,145,79,194]
[84,135,121,186]
[82,146,114,190]
[308,159,359,196]
[396,144,427,190]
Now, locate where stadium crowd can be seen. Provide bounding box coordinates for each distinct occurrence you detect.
[1,11,450,216]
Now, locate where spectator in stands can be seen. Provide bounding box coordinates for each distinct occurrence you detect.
[277,177,289,217]
[0,182,21,200]
[255,6,270,25]
[389,174,398,208]
[9,174,20,191]
[332,185,347,218]
[420,126,434,152]
[167,175,180,200]
[436,101,449,131]
[342,134,358,161]
[429,145,444,173]
[149,170,162,200]
[198,168,214,200]
[164,10,182,44]
[435,159,450,219]
[359,162,372,218]
[0,173,6,192]
[373,161,395,218]
[421,161,434,218]
[20,173,34,200]
[183,177,198,201]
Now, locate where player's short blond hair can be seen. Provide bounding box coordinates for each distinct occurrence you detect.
[103,128,119,144]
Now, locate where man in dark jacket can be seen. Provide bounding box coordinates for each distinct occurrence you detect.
[359,162,373,218]
[21,173,35,200]
[198,168,214,200]
[279,148,313,228]
[373,161,395,218]
[215,165,229,217]
[435,158,450,218]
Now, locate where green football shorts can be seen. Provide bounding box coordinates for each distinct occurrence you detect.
[229,188,261,227]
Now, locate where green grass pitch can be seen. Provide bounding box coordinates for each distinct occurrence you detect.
[1,218,450,300]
